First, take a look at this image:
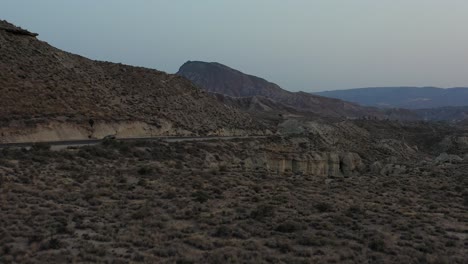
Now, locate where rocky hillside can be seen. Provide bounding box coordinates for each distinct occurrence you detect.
[177,61,384,119]
[0,20,266,143]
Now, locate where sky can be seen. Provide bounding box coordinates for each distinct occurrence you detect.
[3,0,468,92]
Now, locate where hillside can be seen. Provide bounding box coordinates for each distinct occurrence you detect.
[315,87,468,109]
[0,20,266,143]
[177,61,384,119]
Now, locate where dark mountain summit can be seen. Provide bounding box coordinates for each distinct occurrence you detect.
[177,61,383,118]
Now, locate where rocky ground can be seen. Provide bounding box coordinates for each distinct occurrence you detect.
[0,137,466,263]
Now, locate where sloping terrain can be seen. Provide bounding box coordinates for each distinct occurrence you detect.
[315,87,468,109]
[0,20,266,143]
[177,61,384,119]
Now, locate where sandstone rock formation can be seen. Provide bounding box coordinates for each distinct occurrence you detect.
[239,151,364,177]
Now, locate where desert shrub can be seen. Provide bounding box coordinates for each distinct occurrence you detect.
[183,236,213,250]
[2,245,11,255]
[252,185,261,193]
[416,240,435,253]
[176,259,194,264]
[28,234,44,245]
[31,142,51,151]
[209,167,219,175]
[132,208,152,220]
[40,238,61,250]
[275,221,305,233]
[73,172,89,183]
[368,238,386,252]
[345,205,364,217]
[297,235,326,247]
[17,174,32,184]
[315,202,333,213]
[101,138,119,148]
[445,240,457,247]
[213,225,232,238]
[175,161,184,170]
[250,204,275,221]
[265,239,294,253]
[152,248,177,257]
[137,178,147,187]
[78,146,117,159]
[162,189,177,199]
[192,190,210,203]
[132,253,145,262]
[115,173,127,184]
[462,191,468,206]
[137,166,152,175]
[219,164,228,172]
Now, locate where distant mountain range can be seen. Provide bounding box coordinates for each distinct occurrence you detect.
[315,87,468,109]
[178,63,468,123]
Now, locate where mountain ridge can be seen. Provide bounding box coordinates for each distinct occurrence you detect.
[177,61,385,119]
[315,86,468,109]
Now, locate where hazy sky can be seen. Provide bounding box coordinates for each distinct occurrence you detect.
[3,0,468,91]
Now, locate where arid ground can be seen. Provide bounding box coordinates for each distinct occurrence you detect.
[1,139,466,263]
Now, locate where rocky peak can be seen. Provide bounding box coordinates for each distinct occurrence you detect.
[177,61,384,119]
[0,20,38,37]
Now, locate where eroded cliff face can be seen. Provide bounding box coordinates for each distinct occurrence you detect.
[262,152,364,177]
[204,146,365,177]
[0,120,191,143]
[0,120,270,143]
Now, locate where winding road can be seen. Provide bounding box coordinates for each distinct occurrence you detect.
[0,136,267,150]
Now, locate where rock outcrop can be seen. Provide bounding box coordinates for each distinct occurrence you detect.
[0,20,38,37]
[244,151,364,177]
[438,135,468,153]
[435,153,463,164]
[380,164,407,176]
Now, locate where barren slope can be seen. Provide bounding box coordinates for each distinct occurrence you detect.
[0,21,265,143]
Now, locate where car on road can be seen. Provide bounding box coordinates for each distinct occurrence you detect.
[103,135,116,140]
